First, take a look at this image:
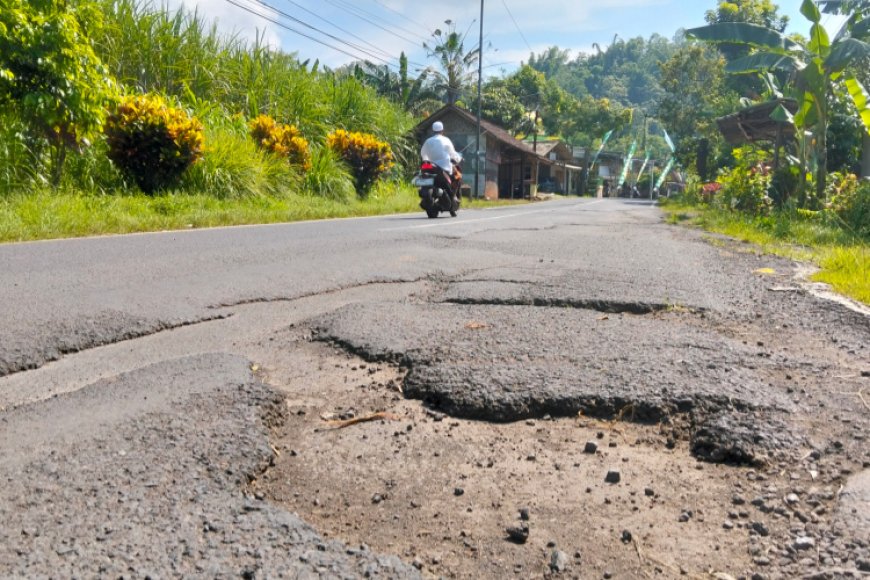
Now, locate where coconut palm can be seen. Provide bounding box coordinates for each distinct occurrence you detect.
[688,0,870,201]
[424,21,480,106]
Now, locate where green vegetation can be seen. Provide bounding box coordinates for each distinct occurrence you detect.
[0,0,116,186]
[0,0,415,210]
[0,183,421,243]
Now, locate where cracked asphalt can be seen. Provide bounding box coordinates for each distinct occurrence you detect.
[1,198,868,578]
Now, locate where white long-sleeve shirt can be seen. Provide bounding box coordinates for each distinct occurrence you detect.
[421,134,462,172]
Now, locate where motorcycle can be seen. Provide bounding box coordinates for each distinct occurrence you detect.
[412,161,461,219]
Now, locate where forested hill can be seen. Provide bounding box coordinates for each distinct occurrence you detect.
[527,36,678,115]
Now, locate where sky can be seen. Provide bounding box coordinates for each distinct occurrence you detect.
[165,0,848,77]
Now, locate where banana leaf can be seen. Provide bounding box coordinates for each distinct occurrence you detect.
[725,52,802,74]
[845,75,870,134]
[686,23,802,53]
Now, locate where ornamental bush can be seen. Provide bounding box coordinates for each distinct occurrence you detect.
[828,173,870,239]
[104,94,204,193]
[248,115,311,172]
[326,129,394,195]
[716,147,771,215]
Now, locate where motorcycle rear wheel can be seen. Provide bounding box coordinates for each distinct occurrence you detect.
[426,209,439,219]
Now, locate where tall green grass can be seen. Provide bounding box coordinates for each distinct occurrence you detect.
[92,0,415,146]
[1,0,416,201]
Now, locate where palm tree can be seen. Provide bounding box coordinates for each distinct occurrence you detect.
[424,21,480,106]
[688,0,870,201]
[355,53,437,113]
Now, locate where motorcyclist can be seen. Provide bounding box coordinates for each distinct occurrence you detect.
[420,121,463,203]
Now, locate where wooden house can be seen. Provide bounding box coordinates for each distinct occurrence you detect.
[413,105,545,199]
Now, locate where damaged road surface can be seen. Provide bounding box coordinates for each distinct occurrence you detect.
[1,198,868,578]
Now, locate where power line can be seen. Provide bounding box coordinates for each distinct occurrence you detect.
[277,0,396,63]
[223,0,398,67]
[501,0,533,53]
[251,0,404,66]
[321,0,429,45]
[272,0,430,69]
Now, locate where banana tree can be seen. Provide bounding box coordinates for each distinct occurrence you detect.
[688,0,870,201]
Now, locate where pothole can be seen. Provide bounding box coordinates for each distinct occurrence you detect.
[257,340,757,579]
[445,296,677,315]
[312,301,801,466]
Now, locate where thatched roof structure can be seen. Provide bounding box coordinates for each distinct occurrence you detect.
[716,99,798,145]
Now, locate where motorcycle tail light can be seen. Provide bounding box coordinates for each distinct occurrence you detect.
[421,162,436,171]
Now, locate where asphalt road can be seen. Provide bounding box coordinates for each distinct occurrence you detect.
[1,197,867,577]
[0,198,774,377]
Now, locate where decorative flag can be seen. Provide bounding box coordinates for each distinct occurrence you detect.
[656,156,676,189]
[663,129,676,153]
[636,152,651,183]
[618,140,637,188]
[590,129,614,167]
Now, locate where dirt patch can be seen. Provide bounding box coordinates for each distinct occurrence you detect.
[257,340,752,578]
[256,338,868,579]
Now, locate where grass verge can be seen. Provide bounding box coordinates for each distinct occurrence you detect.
[0,185,419,243]
[661,201,869,305]
[0,185,537,243]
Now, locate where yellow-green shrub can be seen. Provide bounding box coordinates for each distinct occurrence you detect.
[248,114,311,172]
[327,129,394,195]
[828,173,870,239]
[104,94,204,193]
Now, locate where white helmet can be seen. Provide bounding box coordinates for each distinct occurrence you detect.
[432,121,444,132]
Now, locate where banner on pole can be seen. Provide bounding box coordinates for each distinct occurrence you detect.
[617,140,637,188]
[590,129,614,167]
[636,152,650,183]
[656,156,675,189]
[663,129,676,153]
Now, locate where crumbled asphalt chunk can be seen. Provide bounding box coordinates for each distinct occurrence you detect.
[691,413,802,466]
[793,537,815,551]
[0,354,420,578]
[314,302,802,463]
[0,311,229,378]
[505,524,529,544]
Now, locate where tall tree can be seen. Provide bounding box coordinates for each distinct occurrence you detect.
[704,0,790,97]
[657,44,738,179]
[423,21,479,105]
[563,96,632,145]
[0,0,115,186]
[688,0,870,199]
[480,79,530,135]
[705,0,789,31]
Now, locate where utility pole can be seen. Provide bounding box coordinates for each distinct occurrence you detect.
[474,0,484,199]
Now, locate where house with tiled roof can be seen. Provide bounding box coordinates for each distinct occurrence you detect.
[413,105,547,200]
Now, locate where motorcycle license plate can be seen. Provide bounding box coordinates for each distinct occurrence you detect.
[413,176,435,187]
